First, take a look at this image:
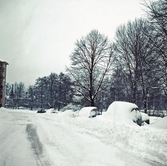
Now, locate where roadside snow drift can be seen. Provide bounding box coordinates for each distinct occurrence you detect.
[149,116,167,129]
[1,107,167,165]
[106,101,142,126]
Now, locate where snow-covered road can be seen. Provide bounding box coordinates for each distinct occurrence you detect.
[0,108,167,166]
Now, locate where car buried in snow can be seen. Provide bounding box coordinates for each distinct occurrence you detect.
[106,101,142,126]
[37,108,46,113]
[79,107,100,118]
[141,112,150,124]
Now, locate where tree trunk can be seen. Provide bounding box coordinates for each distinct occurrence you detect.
[90,98,95,106]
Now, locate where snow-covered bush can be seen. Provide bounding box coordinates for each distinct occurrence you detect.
[60,110,79,118]
[106,101,142,126]
[61,104,82,112]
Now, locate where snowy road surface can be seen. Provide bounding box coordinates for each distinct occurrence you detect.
[0,108,167,166]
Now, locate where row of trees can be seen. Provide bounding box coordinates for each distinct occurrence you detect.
[5,0,167,114]
[6,73,73,110]
[67,0,167,113]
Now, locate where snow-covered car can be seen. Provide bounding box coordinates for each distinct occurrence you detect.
[106,101,142,126]
[79,107,99,118]
[141,112,150,124]
[45,108,58,114]
[51,109,58,113]
[37,108,46,113]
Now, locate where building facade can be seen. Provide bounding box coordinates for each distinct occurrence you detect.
[0,60,8,107]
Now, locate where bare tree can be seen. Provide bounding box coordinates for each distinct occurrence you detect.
[114,18,157,110]
[67,30,113,106]
[143,0,167,96]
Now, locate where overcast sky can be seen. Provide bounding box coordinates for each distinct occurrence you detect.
[0,0,146,87]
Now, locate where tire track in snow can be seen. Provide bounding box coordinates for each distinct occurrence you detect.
[26,124,50,166]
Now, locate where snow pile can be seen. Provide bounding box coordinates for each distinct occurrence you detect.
[1,107,167,165]
[0,107,14,123]
[0,107,9,118]
[149,116,167,129]
[105,101,142,126]
[58,109,79,118]
[149,116,161,123]
[61,112,167,165]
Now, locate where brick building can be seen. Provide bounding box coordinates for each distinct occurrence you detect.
[0,60,8,107]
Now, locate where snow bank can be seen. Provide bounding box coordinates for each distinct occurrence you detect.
[149,116,167,129]
[106,101,142,126]
[1,107,167,165]
[58,110,79,118]
[149,116,161,123]
[60,111,167,165]
[0,107,14,123]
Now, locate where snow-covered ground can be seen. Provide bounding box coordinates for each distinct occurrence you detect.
[0,107,167,166]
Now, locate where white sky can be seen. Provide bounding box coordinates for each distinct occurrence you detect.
[0,0,146,87]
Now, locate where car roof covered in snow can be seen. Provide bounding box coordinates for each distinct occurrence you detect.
[106,101,141,125]
[141,112,149,122]
[79,107,97,117]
